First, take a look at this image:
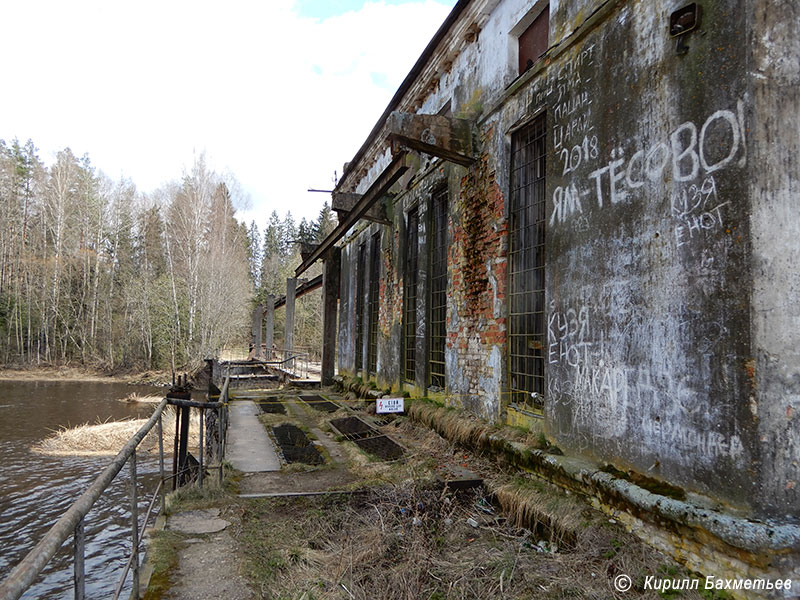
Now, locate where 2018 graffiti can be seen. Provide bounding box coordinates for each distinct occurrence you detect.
[550,100,746,227]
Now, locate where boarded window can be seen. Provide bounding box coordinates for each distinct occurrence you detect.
[509,114,546,412]
[429,189,448,389]
[518,5,549,75]
[367,232,381,375]
[355,243,366,371]
[403,209,419,384]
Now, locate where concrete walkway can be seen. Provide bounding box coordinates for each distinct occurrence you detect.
[225,400,281,472]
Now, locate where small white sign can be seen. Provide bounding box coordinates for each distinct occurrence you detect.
[376,397,405,414]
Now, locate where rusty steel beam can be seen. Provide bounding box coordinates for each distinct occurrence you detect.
[295,150,410,277]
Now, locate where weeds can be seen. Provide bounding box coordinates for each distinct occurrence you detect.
[141,530,183,600]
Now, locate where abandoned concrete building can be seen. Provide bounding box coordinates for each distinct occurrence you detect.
[290,0,799,588]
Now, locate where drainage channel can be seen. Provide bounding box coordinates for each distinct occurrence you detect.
[299,394,341,413]
[329,416,405,461]
[272,423,324,465]
[255,396,287,415]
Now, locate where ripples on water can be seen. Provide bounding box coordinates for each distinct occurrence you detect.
[0,380,165,599]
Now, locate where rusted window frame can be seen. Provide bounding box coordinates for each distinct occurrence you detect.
[518,4,549,75]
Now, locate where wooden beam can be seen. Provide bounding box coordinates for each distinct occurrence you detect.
[387,111,477,166]
[295,151,410,277]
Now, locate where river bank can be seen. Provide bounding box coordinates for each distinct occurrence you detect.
[0,365,173,386]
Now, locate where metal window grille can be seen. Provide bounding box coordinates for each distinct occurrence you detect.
[355,243,366,370]
[367,232,381,375]
[429,189,448,388]
[403,209,419,383]
[509,114,546,412]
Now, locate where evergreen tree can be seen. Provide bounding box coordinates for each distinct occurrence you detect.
[297,217,315,244]
[246,220,261,289]
[315,201,336,242]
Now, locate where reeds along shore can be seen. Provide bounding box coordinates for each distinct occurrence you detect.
[31,407,201,457]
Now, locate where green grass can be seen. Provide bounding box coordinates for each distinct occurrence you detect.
[141,530,183,600]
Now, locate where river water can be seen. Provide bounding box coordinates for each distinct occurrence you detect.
[0,380,164,599]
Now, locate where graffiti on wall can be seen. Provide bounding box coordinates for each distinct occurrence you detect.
[550,101,747,231]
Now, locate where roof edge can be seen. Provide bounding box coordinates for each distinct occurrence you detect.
[334,0,473,192]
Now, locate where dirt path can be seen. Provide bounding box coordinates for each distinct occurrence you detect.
[162,509,254,600]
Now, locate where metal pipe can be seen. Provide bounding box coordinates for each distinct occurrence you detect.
[0,398,167,600]
[73,519,84,600]
[129,451,139,599]
[218,403,223,484]
[166,398,222,409]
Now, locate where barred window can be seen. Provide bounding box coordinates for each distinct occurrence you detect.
[403,209,419,383]
[429,189,448,389]
[509,114,546,412]
[367,232,381,375]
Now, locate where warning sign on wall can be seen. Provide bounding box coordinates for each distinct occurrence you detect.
[376,397,405,414]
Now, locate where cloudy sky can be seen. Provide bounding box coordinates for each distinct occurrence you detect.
[1,0,456,224]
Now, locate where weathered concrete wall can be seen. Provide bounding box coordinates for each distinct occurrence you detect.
[749,0,800,518]
[489,0,761,512]
[520,0,756,512]
[337,239,356,374]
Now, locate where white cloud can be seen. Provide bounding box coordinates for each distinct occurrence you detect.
[0,0,454,224]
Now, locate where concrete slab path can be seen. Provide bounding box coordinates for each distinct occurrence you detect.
[226,400,281,472]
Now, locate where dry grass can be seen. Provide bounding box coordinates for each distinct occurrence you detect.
[409,401,494,449]
[31,407,201,456]
[119,392,163,404]
[233,480,705,600]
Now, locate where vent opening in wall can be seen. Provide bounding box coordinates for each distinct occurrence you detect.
[518,4,549,75]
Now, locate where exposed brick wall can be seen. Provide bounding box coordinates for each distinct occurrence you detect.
[447,148,508,420]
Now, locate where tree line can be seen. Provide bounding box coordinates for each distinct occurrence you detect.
[244,204,336,360]
[0,139,251,371]
[0,139,335,372]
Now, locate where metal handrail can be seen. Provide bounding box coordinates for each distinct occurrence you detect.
[0,397,169,600]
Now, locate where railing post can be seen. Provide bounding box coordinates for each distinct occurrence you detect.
[198,408,204,488]
[218,403,223,485]
[73,518,84,600]
[129,452,139,599]
[157,413,165,513]
[171,407,180,491]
